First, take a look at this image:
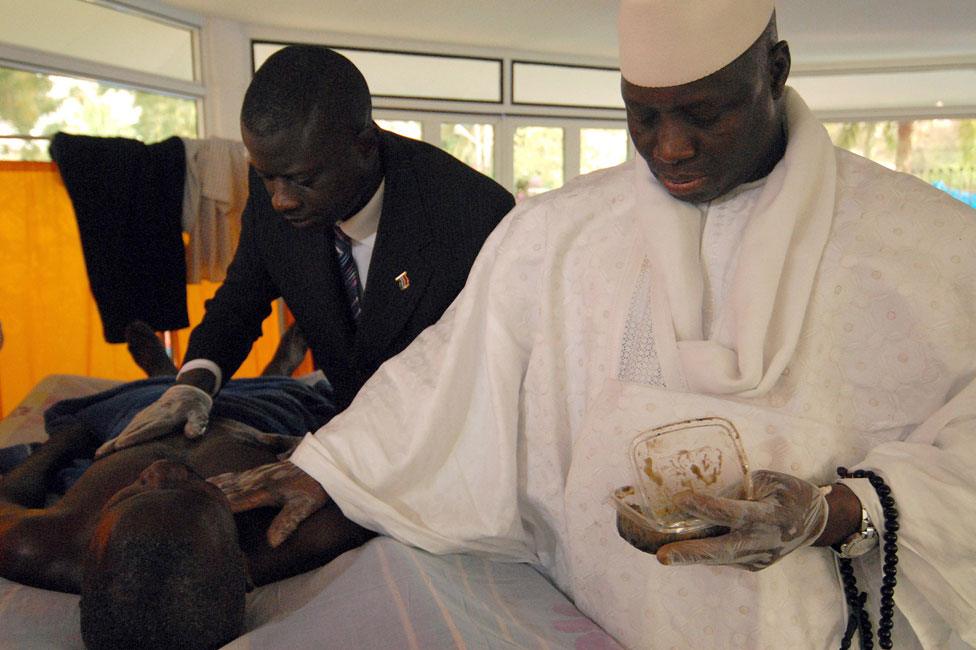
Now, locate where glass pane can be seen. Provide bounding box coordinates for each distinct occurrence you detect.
[512,62,624,109]
[580,128,628,174]
[792,69,976,114]
[513,126,563,202]
[440,123,494,177]
[254,43,502,102]
[376,119,422,140]
[0,0,195,81]
[0,66,198,161]
[825,118,976,208]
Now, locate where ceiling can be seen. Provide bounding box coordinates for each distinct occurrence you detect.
[161,0,976,67]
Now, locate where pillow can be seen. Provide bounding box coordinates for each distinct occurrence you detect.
[0,375,121,447]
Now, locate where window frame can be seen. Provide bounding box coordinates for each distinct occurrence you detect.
[0,0,205,155]
[248,40,976,196]
[255,39,631,194]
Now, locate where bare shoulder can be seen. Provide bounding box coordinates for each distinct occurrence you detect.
[0,507,85,593]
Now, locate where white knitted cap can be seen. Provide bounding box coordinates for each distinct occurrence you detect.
[619,0,775,87]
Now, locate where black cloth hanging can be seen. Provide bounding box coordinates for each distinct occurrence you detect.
[50,132,189,342]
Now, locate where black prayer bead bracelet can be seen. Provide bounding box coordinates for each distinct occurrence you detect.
[836,467,898,650]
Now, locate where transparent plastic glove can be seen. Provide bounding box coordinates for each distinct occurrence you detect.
[208,460,329,548]
[230,430,303,460]
[656,469,829,571]
[95,384,212,458]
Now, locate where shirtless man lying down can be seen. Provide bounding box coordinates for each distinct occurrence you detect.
[0,355,371,649]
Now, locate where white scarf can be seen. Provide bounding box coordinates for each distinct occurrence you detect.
[632,88,837,397]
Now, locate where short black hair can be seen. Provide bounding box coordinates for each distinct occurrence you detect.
[80,503,247,650]
[242,45,372,139]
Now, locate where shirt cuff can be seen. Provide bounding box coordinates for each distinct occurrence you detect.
[290,433,333,490]
[177,359,222,395]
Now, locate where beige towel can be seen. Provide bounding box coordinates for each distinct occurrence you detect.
[181,137,249,283]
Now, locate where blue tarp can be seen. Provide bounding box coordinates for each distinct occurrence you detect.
[932,180,976,209]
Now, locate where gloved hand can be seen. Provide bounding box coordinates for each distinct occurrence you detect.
[230,430,304,460]
[95,384,213,458]
[656,469,829,571]
[208,460,329,548]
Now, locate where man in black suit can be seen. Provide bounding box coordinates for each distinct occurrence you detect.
[106,45,514,451]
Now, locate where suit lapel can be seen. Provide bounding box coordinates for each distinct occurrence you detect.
[355,134,434,363]
[276,217,356,370]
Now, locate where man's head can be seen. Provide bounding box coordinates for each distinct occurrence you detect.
[241,45,382,228]
[80,460,248,650]
[619,1,790,203]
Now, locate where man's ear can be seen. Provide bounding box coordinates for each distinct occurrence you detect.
[769,40,791,100]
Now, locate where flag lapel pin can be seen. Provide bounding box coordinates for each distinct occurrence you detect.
[395,271,410,290]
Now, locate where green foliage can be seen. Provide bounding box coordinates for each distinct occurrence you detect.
[0,139,49,161]
[826,118,976,191]
[825,122,863,152]
[960,120,976,168]
[132,91,198,142]
[0,65,197,161]
[440,123,494,177]
[513,126,564,196]
[0,68,57,133]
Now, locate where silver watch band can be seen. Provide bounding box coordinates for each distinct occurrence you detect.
[833,506,878,559]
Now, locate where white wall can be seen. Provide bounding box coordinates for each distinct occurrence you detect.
[199,17,251,139]
[194,15,631,142]
[195,12,976,141]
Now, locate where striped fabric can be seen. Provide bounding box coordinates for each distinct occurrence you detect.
[333,225,363,323]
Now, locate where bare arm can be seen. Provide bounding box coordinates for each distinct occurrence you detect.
[0,423,96,593]
[0,421,99,507]
[207,433,374,586]
[239,500,376,587]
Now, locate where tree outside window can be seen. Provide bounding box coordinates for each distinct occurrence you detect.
[0,66,198,161]
[513,126,564,202]
[440,123,494,178]
[825,118,976,208]
[580,128,628,175]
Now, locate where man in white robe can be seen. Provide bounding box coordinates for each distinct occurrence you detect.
[207,2,976,647]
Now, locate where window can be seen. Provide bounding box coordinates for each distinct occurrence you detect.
[440,123,494,178]
[791,69,976,116]
[513,126,564,202]
[254,41,629,197]
[254,42,502,103]
[825,118,976,207]
[1,0,202,160]
[512,62,623,109]
[580,128,628,175]
[0,66,199,161]
[0,0,197,82]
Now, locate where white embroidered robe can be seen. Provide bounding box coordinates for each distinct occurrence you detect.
[291,108,976,649]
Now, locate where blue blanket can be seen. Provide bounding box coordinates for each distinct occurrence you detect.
[45,376,336,443]
[2,376,336,491]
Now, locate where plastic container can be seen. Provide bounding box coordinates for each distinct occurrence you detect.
[612,416,753,554]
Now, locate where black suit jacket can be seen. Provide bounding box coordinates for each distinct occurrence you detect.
[185,130,515,410]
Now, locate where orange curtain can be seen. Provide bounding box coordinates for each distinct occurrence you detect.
[0,161,282,417]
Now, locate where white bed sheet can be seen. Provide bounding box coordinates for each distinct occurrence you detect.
[0,376,622,649]
[0,537,622,649]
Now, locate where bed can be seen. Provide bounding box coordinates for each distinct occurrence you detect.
[0,375,622,649]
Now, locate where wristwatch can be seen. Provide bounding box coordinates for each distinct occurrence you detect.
[832,506,878,558]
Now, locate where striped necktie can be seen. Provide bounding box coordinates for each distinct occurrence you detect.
[333,225,363,323]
